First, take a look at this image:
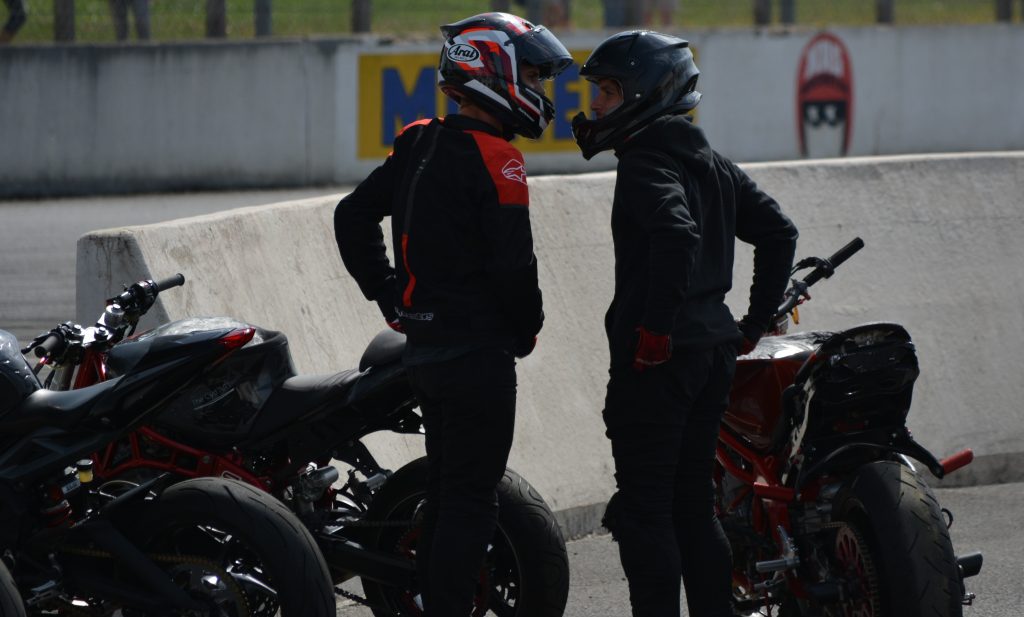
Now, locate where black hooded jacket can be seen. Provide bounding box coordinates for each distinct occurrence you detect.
[606,113,798,365]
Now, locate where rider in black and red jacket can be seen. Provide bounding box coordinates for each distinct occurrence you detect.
[336,113,543,358]
[334,12,571,617]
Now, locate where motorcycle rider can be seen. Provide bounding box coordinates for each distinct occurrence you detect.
[571,31,798,617]
[333,12,572,616]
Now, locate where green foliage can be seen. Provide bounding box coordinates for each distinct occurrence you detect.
[8,0,1013,45]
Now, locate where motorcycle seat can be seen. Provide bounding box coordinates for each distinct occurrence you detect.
[251,370,361,435]
[0,379,121,435]
[359,329,406,372]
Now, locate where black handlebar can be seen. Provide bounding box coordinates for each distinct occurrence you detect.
[22,322,78,361]
[108,273,187,310]
[776,237,864,319]
[801,237,865,289]
[26,274,186,369]
[153,273,186,293]
[34,332,63,358]
[828,237,865,270]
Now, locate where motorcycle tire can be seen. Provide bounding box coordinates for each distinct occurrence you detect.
[127,477,336,617]
[833,460,962,617]
[359,456,569,617]
[0,560,26,617]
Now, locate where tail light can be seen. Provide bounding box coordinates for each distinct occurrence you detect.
[212,327,256,366]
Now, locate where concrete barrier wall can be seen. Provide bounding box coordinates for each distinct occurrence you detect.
[5,24,1024,196]
[0,40,347,195]
[77,153,1024,536]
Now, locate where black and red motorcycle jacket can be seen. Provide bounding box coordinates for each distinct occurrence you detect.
[335,115,543,354]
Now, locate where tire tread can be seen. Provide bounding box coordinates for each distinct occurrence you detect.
[139,477,335,617]
[837,461,961,617]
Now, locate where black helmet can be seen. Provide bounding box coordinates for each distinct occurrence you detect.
[571,31,701,159]
[438,12,573,139]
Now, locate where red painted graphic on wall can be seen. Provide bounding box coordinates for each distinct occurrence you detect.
[797,32,854,158]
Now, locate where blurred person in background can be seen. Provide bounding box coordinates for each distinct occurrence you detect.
[603,0,629,26]
[109,0,150,41]
[0,0,26,44]
[572,30,798,617]
[542,0,570,27]
[515,0,570,28]
[334,11,572,617]
[642,0,678,27]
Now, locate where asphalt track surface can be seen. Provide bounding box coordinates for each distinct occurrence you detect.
[0,188,346,346]
[2,192,1018,616]
[334,481,1020,617]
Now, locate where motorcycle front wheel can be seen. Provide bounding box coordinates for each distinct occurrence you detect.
[0,559,26,617]
[358,456,569,617]
[830,460,962,617]
[128,476,336,617]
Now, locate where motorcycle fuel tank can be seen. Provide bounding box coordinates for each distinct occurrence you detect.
[724,331,832,452]
[0,330,41,416]
[108,318,297,450]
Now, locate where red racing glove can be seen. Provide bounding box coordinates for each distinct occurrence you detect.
[633,326,671,372]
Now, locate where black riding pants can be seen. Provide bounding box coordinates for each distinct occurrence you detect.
[406,347,517,617]
[602,343,737,617]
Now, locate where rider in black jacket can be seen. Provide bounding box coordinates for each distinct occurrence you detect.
[573,31,798,617]
[335,12,571,617]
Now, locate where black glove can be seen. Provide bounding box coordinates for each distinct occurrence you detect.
[512,335,538,359]
[492,261,543,352]
[375,288,402,332]
[737,319,763,355]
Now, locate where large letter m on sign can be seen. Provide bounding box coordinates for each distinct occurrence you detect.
[381,67,435,145]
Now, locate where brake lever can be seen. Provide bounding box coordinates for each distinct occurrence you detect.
[21,332,47,355]
[26,322,84,374]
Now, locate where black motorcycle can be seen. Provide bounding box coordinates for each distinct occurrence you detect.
[2,277,337,616]
[27,275,570,617]
[1,560,26,617]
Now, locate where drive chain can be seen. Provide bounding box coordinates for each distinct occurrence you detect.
[335,585,375,608]
[334,517,414,528]
[326,517,416,609]
[57,545,250,616]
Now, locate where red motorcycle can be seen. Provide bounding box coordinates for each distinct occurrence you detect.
[25,275,569,617]
[718,238,982,616]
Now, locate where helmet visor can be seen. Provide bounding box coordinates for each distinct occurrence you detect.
[509,26,573,80]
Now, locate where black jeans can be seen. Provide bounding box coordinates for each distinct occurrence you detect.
[406,347,517,617]
[603,343,737,617]
[108,0,149,40]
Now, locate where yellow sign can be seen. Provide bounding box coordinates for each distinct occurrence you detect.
[357,50,595,160]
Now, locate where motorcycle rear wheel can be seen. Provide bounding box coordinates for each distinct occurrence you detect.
[128,477,336,617]
[358,456,569,617]
[832,461,962,617]
[0,560,26,617]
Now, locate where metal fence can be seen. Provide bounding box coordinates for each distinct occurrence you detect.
[7,0,1024,45]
